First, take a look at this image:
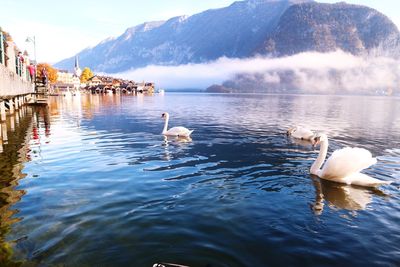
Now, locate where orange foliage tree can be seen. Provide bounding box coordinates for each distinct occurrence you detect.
[36,63,58,83]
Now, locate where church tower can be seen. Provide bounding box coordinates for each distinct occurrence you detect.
[74,55,82,77]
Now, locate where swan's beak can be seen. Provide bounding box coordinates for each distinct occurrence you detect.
[311,136,320,147]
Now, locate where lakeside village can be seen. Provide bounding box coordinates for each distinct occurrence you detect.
[52,57,156,95]
[0,28,156,101]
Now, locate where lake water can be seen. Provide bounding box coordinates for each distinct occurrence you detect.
[0,93,399,266]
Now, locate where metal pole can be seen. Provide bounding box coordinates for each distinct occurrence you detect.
[33,36,37,64]
[33,36,37,90]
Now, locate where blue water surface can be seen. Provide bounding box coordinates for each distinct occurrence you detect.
[0,93,399,266]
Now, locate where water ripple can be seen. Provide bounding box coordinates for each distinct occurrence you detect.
[1,94,399,266]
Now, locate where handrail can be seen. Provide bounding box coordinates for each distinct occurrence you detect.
[0,31,4,65]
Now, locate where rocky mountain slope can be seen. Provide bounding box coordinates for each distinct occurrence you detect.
[257,2,400,56]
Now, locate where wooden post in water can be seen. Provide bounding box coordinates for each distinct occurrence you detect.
[14,97,19,110]
[21,105,26,117]
[0,135,3,153]
[0,101,6,121]
[0,122,3,153]
[10,116,15,132]
[8,99,14,115]
[15,110,20,125]
[1,122,7,143]
[16,96,21,109]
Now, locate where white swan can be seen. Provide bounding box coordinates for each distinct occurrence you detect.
[161,112,193,137]
[311,134,392,187]
[287,126,315,140]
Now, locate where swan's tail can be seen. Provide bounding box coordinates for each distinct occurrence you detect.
[178,130,193,137]
[346,173,392,187]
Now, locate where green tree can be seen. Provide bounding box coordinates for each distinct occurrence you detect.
[80,67,94,83]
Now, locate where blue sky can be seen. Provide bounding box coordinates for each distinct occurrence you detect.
[1,0,399,64]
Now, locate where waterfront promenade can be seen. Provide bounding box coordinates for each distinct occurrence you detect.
[0,30,35,121]
[1,29,35,153]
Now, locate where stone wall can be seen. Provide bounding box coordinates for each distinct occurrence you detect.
[0,41,34,98]
[0,64,34,97]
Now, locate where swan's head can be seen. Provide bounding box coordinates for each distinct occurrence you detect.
[286,126,298,136]
[161,112,169,119]
[312,133,328,146]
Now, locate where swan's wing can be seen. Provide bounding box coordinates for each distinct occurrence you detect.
[292,127,314,139]
[165,127,193,136]
[321,147,377,180]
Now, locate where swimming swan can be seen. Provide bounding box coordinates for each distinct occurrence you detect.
[310,134,392,187]
[161,112,193,137]
[287,126,315,140]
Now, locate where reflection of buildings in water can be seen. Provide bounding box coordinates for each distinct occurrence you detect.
[48,97,60,117]
[47,92,156,124]
[0,105,52,264]
[0,106,36,265]
[136,93,144,106]
[46,94,130,131]
[310,176,385,215]
[51,93,124,121]
[31,106,52,140]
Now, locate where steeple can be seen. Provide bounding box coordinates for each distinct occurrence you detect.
[74,55,82,77]
[75,55,79,69]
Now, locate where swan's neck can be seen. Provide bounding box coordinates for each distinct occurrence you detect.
[162,117,169,134]
[311,139,328,176]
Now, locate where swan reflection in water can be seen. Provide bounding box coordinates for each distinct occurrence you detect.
[310,176,387,215]
[163,135,192,147]
[162,135,193,161]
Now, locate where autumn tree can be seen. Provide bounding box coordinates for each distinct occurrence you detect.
[36,63,58,83]
[80,67,94,83]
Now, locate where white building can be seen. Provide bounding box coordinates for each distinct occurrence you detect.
[57,70,75,84]
[74,55,82,78]
[56,70,81,90]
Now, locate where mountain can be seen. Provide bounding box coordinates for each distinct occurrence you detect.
[55,0,312,72]
[256,2,400,56]
[55,0,400,73]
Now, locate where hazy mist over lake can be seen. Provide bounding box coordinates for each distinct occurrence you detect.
[115,50,400,95]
